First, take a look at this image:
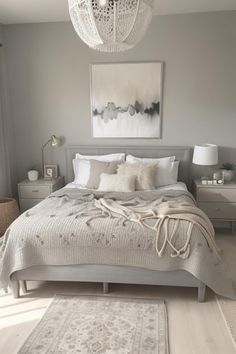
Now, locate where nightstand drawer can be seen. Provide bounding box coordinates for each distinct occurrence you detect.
[198,188,236,203]
[198,202,236,220]
[18,177,64,212]
[19,185,51,199]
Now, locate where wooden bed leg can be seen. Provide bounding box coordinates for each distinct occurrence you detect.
[198,282,206,302]
[11,280,20,299]
[103,282,109,294]
[20,280,27,294]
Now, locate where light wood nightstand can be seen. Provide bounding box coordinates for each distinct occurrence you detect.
[193,179,236,233]
[18,176,65,212]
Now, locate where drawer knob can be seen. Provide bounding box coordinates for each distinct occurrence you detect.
[32,189,39,193]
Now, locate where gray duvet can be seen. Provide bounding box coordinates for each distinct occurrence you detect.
[0,187,235,298]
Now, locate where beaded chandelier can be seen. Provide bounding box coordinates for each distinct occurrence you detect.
[68,0,153,52]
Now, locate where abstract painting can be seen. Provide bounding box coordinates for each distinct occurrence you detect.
[90,62,163,138]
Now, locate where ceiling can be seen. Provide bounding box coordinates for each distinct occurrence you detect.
[0,0,235,24]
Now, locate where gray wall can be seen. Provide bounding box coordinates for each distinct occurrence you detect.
[2,11,236,189]
[0,26,14,196]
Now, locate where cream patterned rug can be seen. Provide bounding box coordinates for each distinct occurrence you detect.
[216,235,236,349]
[18,295,169,354]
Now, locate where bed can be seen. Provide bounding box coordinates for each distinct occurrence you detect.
[0,146,234,302]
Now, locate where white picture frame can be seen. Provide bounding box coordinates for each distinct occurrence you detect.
[44,164,58,179]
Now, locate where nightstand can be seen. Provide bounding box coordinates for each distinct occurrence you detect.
[193,179,236,233]
[18,176,65,212]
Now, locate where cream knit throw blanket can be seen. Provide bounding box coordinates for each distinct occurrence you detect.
[95,198,220,259]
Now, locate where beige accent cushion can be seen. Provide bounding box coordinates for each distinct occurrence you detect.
[126,155,178,187]
[98,173,136,192]
[117,162,156,190]
[86,159,120,189]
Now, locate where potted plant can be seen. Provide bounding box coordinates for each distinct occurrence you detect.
[220,162,236,182]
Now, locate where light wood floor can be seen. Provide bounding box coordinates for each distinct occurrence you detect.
[0,233,235,354]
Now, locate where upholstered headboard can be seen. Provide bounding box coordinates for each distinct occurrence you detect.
[66,145,192,187]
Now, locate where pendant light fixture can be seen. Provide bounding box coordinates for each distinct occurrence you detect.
[68,0,153,52]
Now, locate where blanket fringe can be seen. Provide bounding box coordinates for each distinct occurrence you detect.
[95,198,220,259]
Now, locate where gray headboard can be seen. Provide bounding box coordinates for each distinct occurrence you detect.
[66,145,192,187]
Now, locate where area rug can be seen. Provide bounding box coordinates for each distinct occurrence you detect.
[216,235,236,349]
[18,295,169,354]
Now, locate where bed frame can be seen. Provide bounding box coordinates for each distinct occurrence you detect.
[10,145,206,302]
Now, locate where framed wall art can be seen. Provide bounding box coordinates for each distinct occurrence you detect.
[90,62,163,138]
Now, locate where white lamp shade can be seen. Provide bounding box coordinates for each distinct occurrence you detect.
[192,144,218,166]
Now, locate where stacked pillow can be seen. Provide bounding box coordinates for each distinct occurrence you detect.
[73,153,125,189]
[98,173,136,192]
[72,152,179,192]
[116,162,156,190]
[75,152,125,162]
[126,154,179,187]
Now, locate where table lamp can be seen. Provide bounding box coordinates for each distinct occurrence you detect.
[41,135,60,178]
[192,144,219,182]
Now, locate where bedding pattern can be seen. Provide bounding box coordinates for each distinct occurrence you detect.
[0,188,235,298]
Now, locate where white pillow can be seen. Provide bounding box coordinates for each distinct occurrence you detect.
[98,173,136,192]
[126,154,175,164]
[126,155,177,187]
[72,159,91,187]
[75,152,125,162]
[72,153,125,187]
[172,161,179,183]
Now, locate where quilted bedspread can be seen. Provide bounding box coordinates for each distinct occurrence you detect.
[0,187,235,298]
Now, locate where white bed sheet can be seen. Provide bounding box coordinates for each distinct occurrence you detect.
[155,182,187,192]
[65,181,188,192]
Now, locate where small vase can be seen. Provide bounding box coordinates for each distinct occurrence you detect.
[28,170,39,181]
[222,170,234,182]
